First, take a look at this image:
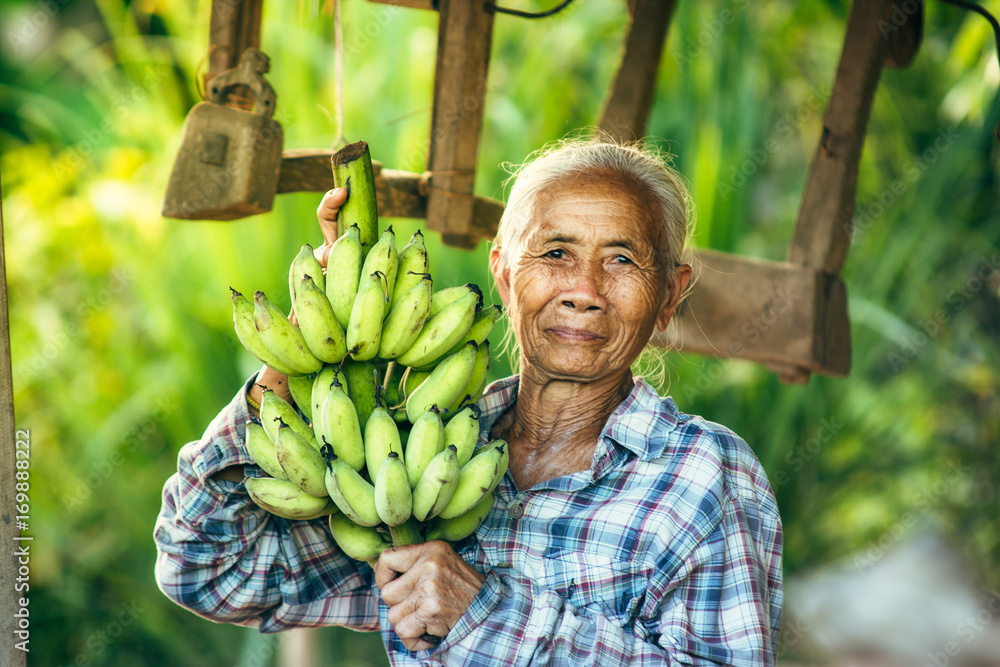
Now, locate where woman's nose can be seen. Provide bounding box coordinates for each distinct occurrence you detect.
[559,269,607,312]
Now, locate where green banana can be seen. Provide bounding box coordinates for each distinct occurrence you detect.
[425,491,495,542]
[318,376,366,471]
[443,405,481,468]
[391,231,429,309]
[231,288,300,376]
[404,407,445,488]
[311,365,346,441]
[244,421,287,481]
[402,368,432,400]
[346,271,388,361]
[325,224,364,330]
[396,286,481,369]
[378,274,432,360]
[374,452,412,527]
[360,227,398,307]
[444,304,502,357]
[343,359,379,430]
[295,275,347,364]
[438,440,507,519]
[329,512,391,562]
[388,517,423,547]
[286,372,315,423]
[260,389,318,450]
[254,291,323,375]
[405,342,478,422]
[448,340,491,414]
[275,419,329,497]
[323,450,381,527]
[488,439,510,494]
[364,397,403,477]
[382,361,405,408]
[289,243,325,301]
[411,445,460,522]
[428,284,474,318]
[245,477,334,520]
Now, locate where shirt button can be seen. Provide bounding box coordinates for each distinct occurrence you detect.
[508,503,523,519]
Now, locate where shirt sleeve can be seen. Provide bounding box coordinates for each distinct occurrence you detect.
[152,373,380,633]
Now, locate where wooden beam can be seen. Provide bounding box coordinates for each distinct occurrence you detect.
[208,0,263,83]
[598,0,678,141]
[653,249,851,378]
[425,0,495,236]
[787,0,895,275]
[367,0,437,10]
[0,171,27,667]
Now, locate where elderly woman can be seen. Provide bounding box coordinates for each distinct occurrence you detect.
[154,139,782,665]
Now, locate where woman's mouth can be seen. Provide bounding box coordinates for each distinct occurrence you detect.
[548,326,604,342]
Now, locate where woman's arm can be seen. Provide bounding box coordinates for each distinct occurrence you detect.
[153,374,379,633]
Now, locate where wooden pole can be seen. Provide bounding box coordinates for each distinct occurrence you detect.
[0,168,27,667]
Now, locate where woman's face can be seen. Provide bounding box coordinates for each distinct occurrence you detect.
[491,173,692,383]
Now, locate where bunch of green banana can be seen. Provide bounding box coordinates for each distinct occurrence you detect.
[230,139,510,562]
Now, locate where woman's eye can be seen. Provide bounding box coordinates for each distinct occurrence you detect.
[614,254,633,265]
[544,249,564,259]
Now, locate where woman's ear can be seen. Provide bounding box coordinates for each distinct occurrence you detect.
[655,263,693,332]
[489,247,512,308]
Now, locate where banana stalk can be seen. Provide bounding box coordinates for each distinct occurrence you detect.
[331,141,379,254]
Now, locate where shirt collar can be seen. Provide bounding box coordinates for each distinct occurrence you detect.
[478,375,679,462]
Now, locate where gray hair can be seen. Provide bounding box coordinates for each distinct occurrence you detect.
[494,136,695,280]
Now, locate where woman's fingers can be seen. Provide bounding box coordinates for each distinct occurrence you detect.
[315,187,349,268]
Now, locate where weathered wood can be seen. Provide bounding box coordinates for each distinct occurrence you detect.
[598,0,678,141]
[275,151,503,244]
[425,0,495,236]
[653,249,851,377]
[208,0,263,83]
[0,173,27,667]
[367,0,436,10]
[884,1,923,69]
[787,0,894,275]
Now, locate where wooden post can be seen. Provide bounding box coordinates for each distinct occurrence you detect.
[0,172,27,667]
[598,0,678,141]
[425,0,495,246]
[208,0,264,85]
[787,0,897,275]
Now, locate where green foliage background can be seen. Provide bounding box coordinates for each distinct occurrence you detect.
[0,0,998,664]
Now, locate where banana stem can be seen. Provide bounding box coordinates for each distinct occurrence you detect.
[388,522,423,547]
[331,141,379,254]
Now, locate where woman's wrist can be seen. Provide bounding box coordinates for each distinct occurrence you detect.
[247,365,292,415]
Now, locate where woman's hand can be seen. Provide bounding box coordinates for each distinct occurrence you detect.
[375,541,486,652]
[314,187,348,268]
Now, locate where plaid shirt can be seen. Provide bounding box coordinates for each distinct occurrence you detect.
[155,374,782,666]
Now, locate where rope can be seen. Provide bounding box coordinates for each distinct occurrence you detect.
[332,0,346,149]
[484,0,576,19]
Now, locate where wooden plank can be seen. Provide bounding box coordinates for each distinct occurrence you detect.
[275,152,503,245]
[652,249,851,377]
[425,0,495,235]
[787,0,894,275]
[367,0,436,10]
[0,171,27,667]
[598,0,678,141]
[208,0,264,82]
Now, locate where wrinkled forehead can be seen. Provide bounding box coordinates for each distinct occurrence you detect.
[523,171,669,257]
